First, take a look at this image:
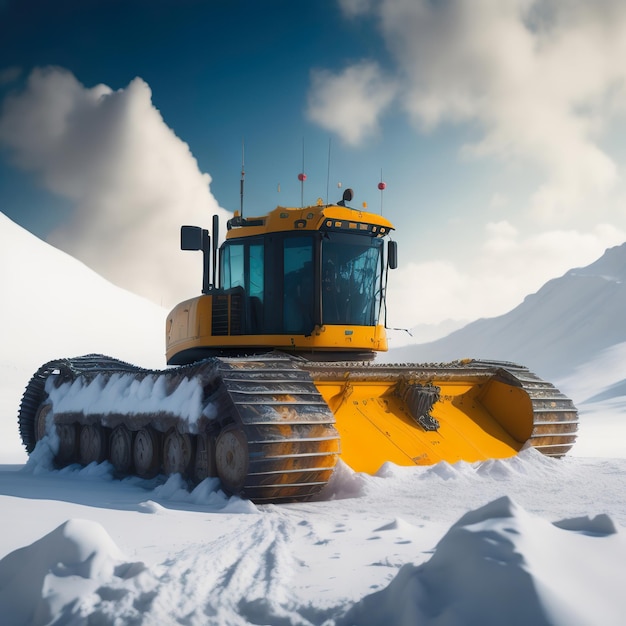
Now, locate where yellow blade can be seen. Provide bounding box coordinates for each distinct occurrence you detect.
[309,361,577,474]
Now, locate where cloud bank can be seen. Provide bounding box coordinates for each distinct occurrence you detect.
[386,221,624,327]
[0,67,229,308]
[311,0,626,220]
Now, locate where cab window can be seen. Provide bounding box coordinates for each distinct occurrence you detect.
[322,235,382,326]
[283,236,314,333]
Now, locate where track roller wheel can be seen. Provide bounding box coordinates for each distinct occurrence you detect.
[34,404,52,443]
[56,423,78,466]
[193,432,216,483]
[79,424,108,465]
[110,425,134,475]
[215,426,249,495]
[133,427,161,478]
[163,428,192,476]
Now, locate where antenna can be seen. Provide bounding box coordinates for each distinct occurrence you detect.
[326,137,331,206]
[240,139,245,217]
[298,138,306,208]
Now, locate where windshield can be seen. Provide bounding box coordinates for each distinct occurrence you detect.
[321,234,383,326]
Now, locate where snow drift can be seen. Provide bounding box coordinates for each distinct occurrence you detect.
[0,518,148,626]
[342,496,624,626]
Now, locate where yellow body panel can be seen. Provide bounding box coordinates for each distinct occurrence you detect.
[166,294,388,362]
[313,375,533,473]
[226,204,394,239]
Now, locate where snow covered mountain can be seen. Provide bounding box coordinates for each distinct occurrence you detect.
[0,212,166,462]
[384,242,626,383]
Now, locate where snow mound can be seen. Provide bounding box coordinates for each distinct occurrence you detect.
[0,518,148,626]
[150,473,258,513]
[22,456,259,514]
[317,459,369,500]
[373,518,417,533]
[340,496,626,626]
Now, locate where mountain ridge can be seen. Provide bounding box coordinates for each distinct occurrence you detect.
[0,211,166,462]
[382,242,626,382]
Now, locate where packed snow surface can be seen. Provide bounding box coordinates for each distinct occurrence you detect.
[1,452,625,625]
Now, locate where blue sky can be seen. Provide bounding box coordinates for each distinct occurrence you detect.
[2,0,626,333]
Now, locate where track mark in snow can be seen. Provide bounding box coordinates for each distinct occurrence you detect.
[129,514,336,625]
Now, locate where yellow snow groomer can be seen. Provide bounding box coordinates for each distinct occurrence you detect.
[18,190,578,503]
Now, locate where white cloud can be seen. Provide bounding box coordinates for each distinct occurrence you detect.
[316,0,626,219]
[484,220,518,252]
[306,62,397,146]
[0,67,230,308]
[386,221,625,327]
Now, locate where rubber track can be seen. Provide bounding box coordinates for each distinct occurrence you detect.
[17,353,341,504]
[19,354,171,453]
[215,354,341,502]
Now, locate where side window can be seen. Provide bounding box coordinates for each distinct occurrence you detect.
[248,242,264,333]
[283,236,313,333]
[222,243,245,289]
[249,243,264,302]
[220,240,265,333]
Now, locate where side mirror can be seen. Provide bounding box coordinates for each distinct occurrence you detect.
[388,240,398,269]
[337,188,354,207]
[181,225,211,293]
[181,225,203,251]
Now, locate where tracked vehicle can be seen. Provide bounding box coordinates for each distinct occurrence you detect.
[18,190,578,503]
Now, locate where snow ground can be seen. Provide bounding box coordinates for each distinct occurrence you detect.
[2,213,626,624]
[1,450,625,625]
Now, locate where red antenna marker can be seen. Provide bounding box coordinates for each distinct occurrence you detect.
[378,170,386,215]
[299,139,306,207]
[298,172,307,207]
